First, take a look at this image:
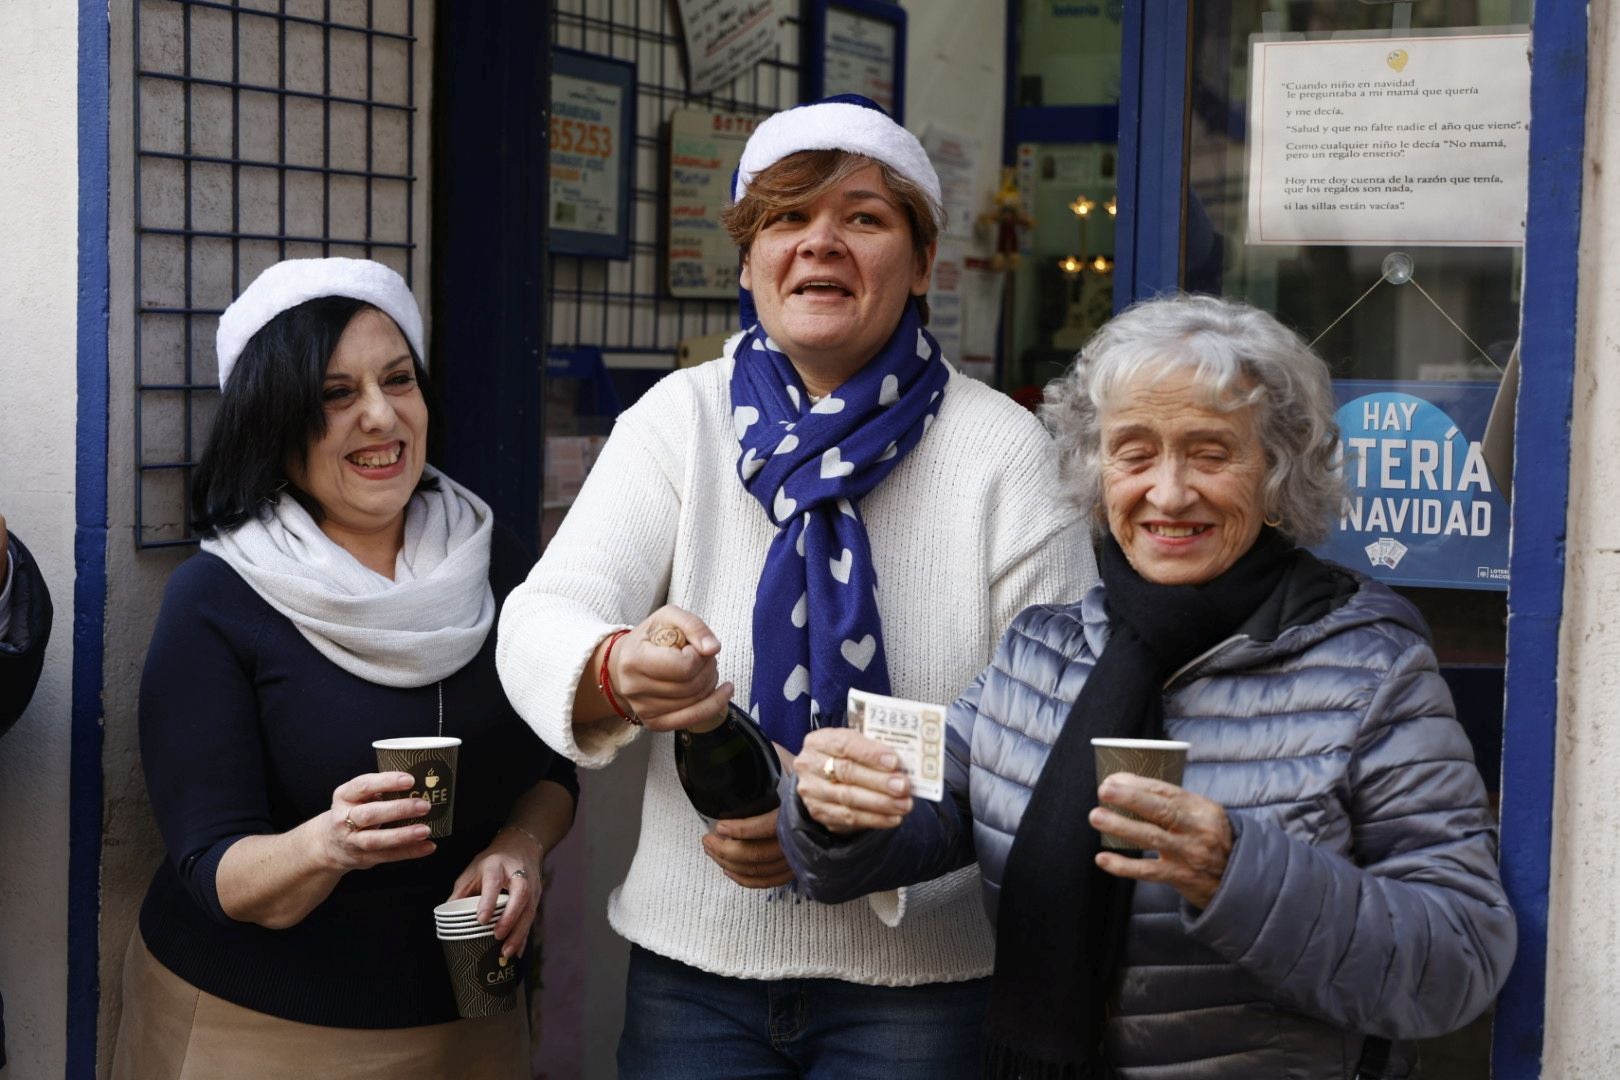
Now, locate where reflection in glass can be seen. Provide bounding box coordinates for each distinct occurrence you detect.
[1006,143,1118,394]
[1015,0,1124,107]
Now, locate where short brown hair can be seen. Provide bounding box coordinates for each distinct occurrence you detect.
[722,150,942,323]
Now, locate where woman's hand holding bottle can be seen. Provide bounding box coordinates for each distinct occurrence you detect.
[605,605,734,732]
[795,729,914,835]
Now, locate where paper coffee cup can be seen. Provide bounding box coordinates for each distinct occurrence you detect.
[374,737,461,839]
[436,920,505,933]
[1091,738,1191,851]
[436,919,506,933]
[434,896,507,920]
[430,900,505,932]
[438,928,521,1017]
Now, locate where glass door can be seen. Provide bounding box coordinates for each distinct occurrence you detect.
[1164,2,1534,1075]
[999,0,1124,399]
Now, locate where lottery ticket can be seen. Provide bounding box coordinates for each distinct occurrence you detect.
[847,687,946,802]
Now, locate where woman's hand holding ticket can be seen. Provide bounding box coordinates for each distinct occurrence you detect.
[795,728,914,835]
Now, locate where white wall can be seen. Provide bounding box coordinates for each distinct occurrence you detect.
[0,2,78,1075]
[1542,3,1620,1074]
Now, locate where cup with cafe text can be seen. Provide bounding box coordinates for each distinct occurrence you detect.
[374,736,461,840]
[1090,738,1191,851]
[436,925,521,1018]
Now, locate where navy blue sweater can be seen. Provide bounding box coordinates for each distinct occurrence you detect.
[136,527,576,1028]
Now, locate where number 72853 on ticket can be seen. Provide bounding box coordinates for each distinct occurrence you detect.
[846,687,946,802]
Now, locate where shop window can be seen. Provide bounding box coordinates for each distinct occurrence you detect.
[1002,1,1123,397]
[1183,2,1531,1072]
[542,0,801,548]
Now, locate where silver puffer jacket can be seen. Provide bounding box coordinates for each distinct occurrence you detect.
[782,569,1516,1079]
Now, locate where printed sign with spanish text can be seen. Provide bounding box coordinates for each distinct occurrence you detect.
[550,74,624,238]
[676,0,782,96]
[1246,31,1530,246]
[666,109,759,299]
[1316,380,1508,590]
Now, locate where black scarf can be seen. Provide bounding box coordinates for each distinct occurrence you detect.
[982,528,1300,1079]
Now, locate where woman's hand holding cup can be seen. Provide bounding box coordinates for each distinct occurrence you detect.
[796,729,914,835]
[447,829,541,959]
[608,605,734,732]
[315,771,436,872]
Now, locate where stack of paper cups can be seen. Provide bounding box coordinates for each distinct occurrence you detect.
[433,895,520,1018]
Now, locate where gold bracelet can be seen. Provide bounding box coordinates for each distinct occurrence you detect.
[498,823,545,861]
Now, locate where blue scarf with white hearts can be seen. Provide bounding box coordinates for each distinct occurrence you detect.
[730,300,948,754]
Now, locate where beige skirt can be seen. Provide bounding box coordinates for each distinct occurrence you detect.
[109,932,530,1080]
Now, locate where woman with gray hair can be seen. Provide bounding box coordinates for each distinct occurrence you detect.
[780,293,1516,1078]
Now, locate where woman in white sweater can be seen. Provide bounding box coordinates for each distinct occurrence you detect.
[496,95,1095,1078]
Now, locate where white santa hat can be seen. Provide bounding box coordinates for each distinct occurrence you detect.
[215,257,424,389]
[732,95,944,229]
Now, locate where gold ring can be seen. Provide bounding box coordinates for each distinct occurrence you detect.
[344,814,360,832]
[822,756,840,781]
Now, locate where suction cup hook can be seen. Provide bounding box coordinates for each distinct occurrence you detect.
[1381,251,1414,285]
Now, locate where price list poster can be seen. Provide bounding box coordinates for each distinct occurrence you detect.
[667,110,760,298]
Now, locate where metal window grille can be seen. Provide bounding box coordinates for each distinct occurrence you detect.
[547,0,802,362]
[133,0,419,547]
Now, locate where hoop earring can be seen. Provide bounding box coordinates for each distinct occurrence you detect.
[1264,515,1283,529]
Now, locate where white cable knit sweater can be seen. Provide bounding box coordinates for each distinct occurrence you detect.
[496,342,1096,986]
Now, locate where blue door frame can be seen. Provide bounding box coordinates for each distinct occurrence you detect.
[1112,5,1587,1076]
[431,1,550,557]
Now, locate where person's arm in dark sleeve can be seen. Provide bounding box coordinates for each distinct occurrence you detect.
[1184,643,1516,1039]
[0,523,55,739]
[781,667,984,903]
[139,557,280,925]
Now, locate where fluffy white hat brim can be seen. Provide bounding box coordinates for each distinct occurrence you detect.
[215,257,424,389]
[734,101,943,227]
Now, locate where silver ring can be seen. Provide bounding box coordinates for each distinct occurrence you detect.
[510,868,529,880]
[344,814,360,832]
[822,756,840,781]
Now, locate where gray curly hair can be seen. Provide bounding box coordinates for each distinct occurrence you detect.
[1041,293,1343,546]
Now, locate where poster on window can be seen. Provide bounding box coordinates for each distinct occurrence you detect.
[1314,380,1509,590]
[920,124,980,241]
[550,51,635,258]
[822,6,899,115]
[667,109,760,298]
[1246,31,1530,247]
[675,0,782,96]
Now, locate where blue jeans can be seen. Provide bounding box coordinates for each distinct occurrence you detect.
[618,945,989,1080]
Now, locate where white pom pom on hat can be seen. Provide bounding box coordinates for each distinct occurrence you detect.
[733,95,944,228]
[214,257,425,389]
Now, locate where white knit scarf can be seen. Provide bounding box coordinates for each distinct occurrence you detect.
[202,465,496,687]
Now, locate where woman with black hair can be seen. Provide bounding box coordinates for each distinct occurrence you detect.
[110,259,577,1079]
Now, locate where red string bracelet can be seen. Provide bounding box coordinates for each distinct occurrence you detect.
[599,629,639,725]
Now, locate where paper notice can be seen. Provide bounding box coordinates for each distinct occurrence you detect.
[848,688,945,802]
[1246,31,1530,246]
[675,0,782,97]
[667,109,761,298]
[920,125,981,240]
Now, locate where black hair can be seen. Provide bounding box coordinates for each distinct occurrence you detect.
[190,296,442,537]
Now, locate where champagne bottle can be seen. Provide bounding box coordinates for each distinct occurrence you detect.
[651,624,782,822]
